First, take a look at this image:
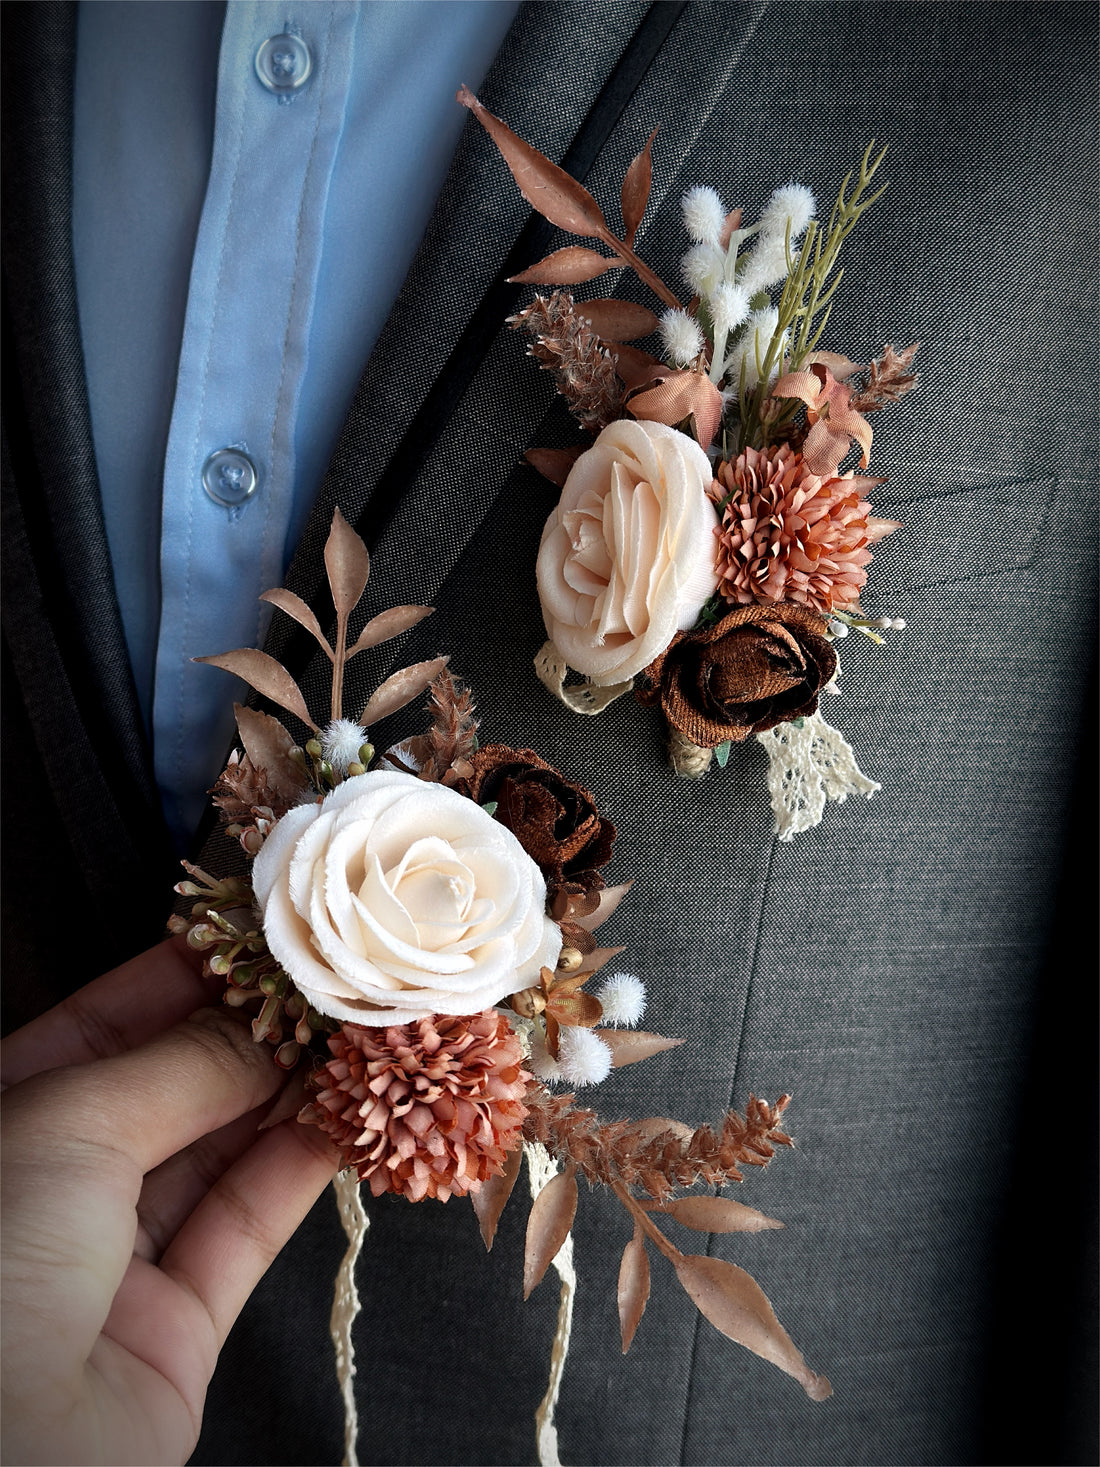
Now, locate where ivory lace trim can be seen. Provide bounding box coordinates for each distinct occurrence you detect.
[524,1141,577,1467]
[535,640,633,715]
[330,1171,370,1467]
[756,708,880,841]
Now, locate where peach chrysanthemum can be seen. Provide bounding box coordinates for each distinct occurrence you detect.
[710,444,898,613]
[302,1011,529,1201]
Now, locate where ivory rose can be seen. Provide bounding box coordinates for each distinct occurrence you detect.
[536,419,720,684]
[253,771,561,1026]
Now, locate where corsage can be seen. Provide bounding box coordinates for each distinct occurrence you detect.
[172,509,830,1466]
[459,88,919,839]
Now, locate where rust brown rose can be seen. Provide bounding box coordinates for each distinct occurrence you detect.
[638,604,837,747]
[458,745,615,885]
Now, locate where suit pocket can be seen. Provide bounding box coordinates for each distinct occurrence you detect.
[868,475,1056,593]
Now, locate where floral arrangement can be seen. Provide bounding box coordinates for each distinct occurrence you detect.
[172,509,830,1464]
[458,87,919,839]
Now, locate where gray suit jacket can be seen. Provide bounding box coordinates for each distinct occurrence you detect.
[3,4,1096,1464]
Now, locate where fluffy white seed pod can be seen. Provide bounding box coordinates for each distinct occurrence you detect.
[710,281,751,334]
[758,183,816,240]
[737,232,793,295]
[320,718,369,774]
[557,1027,613,1087]
[659,308,705,367]
[680,242,725,296]
[723,307,781,390]
[527,1026,564,1084]
[596,972,646,1027]
[681,185,727,245]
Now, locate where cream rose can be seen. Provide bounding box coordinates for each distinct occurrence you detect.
[536,419,720,683]
[253,771,561,1025]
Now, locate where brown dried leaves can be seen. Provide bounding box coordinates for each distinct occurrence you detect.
[457,85,608,238]
[657,1195,783,1234]
[459,87,678,308]
[621,127,657,247]
[323,505,371,622]
[471,1142,523,1252]
[523,1164,578,1297]
[599,1029,685,1069]
[510,245,621,286]
[194,648,319,732]
[513,1088,828,1397]
[617,1223,650,1351]
[347,604,435,659]
[196,508,438,740]
[577,298,660,343]
[672,1253,832,1400]
[359,657,449,729]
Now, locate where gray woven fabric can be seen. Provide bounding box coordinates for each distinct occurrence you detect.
[198,5,1097,1465]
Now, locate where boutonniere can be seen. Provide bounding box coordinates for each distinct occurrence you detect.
[173,509,830,1466]
[459,88,919,839]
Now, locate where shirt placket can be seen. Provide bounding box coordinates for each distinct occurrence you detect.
[154,0,357,843]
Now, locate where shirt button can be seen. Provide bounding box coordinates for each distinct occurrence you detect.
[254,33,312,94]
[202,448,258,507]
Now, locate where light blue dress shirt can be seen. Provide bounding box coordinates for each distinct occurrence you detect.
[73,0,517,846]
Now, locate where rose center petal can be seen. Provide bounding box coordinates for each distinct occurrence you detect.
[386,843,483,950]
[710,626,806,703]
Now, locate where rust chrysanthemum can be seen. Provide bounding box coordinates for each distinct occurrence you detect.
[301,1011,530,1201]
[711,445,898,613]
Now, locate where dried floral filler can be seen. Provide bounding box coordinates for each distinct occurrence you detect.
[457,87,918,840]
[176,510,831,1467]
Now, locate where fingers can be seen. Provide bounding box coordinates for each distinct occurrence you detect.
[1,937,220,1088]
[4,1006,284,1179]
[2,1006,291,1374]
[134,1103,272,1261]
[156,1119,341,1353]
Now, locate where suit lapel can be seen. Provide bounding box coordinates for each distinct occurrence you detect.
[1,2,171,894]
[271,1,775,719]
[270,2,680,680]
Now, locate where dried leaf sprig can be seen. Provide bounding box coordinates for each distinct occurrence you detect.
[465,86,914,511]
[459,87,676,307]
[520,1085,793,1201]
[476,1085,829,1401]
[611,1177,832,1401]
[196,508,445,736]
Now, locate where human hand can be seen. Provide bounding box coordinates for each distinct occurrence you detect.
[1,938,340,1466]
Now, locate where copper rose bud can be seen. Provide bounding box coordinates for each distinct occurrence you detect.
[638,604,837,747]
[458,744,615,885]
